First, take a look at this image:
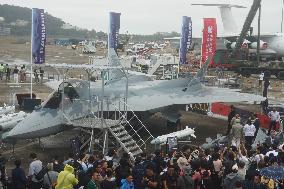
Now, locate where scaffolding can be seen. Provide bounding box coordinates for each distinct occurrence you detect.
[49,64,154,159]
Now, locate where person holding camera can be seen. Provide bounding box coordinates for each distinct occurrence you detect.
[142,165,160,189]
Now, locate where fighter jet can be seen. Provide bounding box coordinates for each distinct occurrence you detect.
[3,49,265,141]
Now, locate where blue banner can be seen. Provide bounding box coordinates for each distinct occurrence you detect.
[179,16,192,64]
[108,12,121,52]
[32,8,46,64]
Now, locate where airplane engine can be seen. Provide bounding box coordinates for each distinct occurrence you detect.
[226,40,250,49]
[241,39,250,49]
[250,40,268,50]
[230,42,237,49]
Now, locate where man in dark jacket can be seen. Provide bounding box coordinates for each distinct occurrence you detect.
[252,114,260,141]
[11,159,27,189]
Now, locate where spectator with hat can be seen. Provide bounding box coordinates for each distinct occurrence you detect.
[223,164,242,189]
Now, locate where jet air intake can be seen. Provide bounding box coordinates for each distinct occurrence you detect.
[250,40,268,50]
[225,40,250,49]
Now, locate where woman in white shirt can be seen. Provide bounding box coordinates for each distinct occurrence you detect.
[243,120,256,149]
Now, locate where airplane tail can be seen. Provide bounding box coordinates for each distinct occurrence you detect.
[107,48,125,82]
[183,57,211,91]
[191,3,246,34]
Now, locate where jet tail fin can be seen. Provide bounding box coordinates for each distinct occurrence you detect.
[183,57,211,91]
[107,48,124,82]
[191,3,246,34]
[195,57,210,80]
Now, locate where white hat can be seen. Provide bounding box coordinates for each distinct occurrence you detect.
[279,143,284,150]
[232,164,238,171]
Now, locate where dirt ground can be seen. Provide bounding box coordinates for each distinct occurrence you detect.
[0,36,283,176]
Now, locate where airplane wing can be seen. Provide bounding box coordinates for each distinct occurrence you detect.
[124,87,265,111]
[191,3,246,8]
[44,80,62,91]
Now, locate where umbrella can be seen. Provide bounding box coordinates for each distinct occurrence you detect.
[260,166,284,180]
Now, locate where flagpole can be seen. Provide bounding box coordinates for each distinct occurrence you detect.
[30,9,33,99]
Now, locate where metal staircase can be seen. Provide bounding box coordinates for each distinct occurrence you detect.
[108,100,154,158]
[61,97,154,159]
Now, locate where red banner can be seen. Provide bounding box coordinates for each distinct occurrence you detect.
[201,18,217,66]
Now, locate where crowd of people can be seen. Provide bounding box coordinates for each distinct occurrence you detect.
[0,64,44,84]
[0,94,282,189]
[1,117,284,189]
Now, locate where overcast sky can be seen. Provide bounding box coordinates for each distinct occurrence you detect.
[0,0,283,36]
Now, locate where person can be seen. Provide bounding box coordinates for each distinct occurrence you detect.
[177,166,194,189]
[223,151,236,177]
[242,174,265,189]
[226,105,236,135]
[43,163,59,189]
[55,164,78,189]
[235,181,243,189]
[19,66,24,82]
[230,114,243,148]
[223,164,242,189]
[19,66,26,82]
[252,114,260,141]
[5,64,10,81]
[264,131,277,149]
[0,64,4,80]
[211,152,222,189]
[259,72,264,87]
[86,171,101,189]
[63,153,74,166]
[142,165,160,189]
[101,169,116,189]
[199,169,214,189]
[237,161,246,181]
[52,155,63,173]
[265,143,279,157]
[152,149,166,175]
[0,153,7,188]
[39,67,44,84]
[11,159,27,189]
[161,164,178,189]
[243,120,256,150]
[132,157,146,189]
[120,173,134,189]
[27,153,43,189]
[100,160,108,178]
[13,66,19,83]
[261,176,275,189]
[34,68,39,83]
[115,152,132,186]
[268,108,281,135]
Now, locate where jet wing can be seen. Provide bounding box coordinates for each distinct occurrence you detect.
[44,80,62,91]
[123,87,265,111]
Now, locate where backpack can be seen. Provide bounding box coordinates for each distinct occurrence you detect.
[35,166,48,181]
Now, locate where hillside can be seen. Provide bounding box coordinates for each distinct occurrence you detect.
[0,4,180,41]
[0,4,96,38]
